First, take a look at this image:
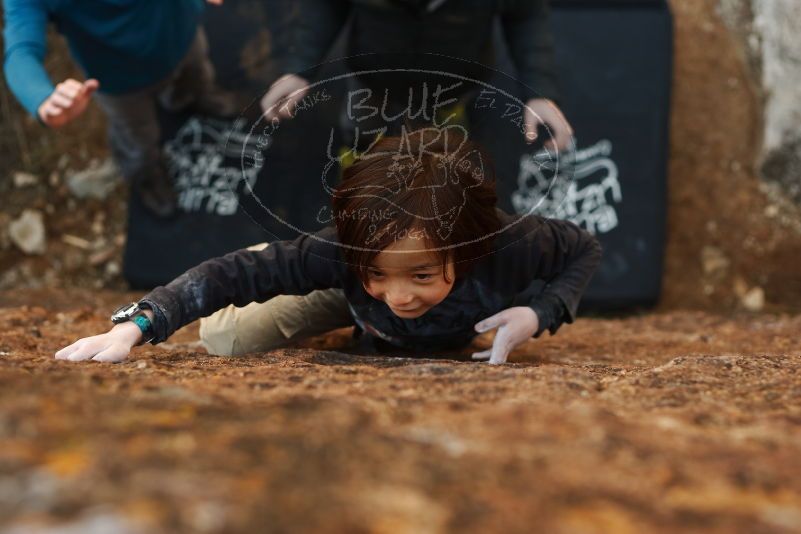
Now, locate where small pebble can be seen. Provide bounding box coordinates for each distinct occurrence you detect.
[9,209,46,255]
[13,172,39,188]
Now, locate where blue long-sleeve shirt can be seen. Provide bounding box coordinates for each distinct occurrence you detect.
[2,0,204,118]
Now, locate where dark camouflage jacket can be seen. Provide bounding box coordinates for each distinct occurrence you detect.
[277,0,560,101]
[140,211,601,352]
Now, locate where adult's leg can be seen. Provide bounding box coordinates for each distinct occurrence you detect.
[94,89,178,217]
[159,28,239,117]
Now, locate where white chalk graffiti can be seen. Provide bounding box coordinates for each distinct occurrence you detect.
[165,117,264,216]
[511,139,622,234]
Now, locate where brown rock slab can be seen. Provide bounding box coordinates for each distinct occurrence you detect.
[1,289,800,532]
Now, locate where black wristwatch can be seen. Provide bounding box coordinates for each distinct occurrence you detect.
[111,302,155,345]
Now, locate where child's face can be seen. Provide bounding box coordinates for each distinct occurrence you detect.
[363,236,455,318]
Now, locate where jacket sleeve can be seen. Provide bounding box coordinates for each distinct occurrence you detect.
[2,0,55,118]
[274,0,351,78]
[138,229,344,344]
[498,0,560,103]
[500,216,602,337]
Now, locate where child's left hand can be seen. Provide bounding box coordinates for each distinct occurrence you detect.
[472,307,539,365]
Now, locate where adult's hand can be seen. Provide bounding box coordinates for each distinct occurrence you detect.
[260,74,310,122]
[472,307,540,365]
[37,78,99,128]
[523,98,574,151]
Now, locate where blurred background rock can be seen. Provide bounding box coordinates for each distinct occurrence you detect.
[1,0,800,312]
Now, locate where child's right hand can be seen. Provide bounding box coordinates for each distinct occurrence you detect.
[37,78,99,128]
[55,322,142,363]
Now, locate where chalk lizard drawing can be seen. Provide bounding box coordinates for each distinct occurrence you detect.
[321,124,484,241]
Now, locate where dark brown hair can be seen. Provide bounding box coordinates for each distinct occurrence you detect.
[332,127,502,283]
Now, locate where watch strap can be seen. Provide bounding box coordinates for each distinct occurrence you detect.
[131,313,155,345]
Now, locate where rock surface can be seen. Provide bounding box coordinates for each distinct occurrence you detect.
[717,0,801,204]
[660,0,801,311]
[0,289,799,533]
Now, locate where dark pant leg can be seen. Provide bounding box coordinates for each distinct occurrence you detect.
[159,28,238,117]
[94,89,167,186]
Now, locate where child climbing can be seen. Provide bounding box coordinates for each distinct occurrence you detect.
[55,127,601,364]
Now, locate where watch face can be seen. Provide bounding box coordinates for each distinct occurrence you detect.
[111,302,138,323]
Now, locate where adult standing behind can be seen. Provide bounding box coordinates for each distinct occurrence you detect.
[262,0,573,151]
[3,0,232,217]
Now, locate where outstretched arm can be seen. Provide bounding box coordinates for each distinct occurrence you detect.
[141,230,343,344]
[473,216,602,364]
[55,229,344,362]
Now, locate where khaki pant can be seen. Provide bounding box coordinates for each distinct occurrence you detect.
[199,243,354,356]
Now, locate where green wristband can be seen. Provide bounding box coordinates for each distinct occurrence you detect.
[132,314,154,344]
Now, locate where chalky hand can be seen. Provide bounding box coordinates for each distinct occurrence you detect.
[472,307,540,365]
[54,323,141,363]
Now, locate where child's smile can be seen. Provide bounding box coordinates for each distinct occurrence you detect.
[363,236,456,318]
